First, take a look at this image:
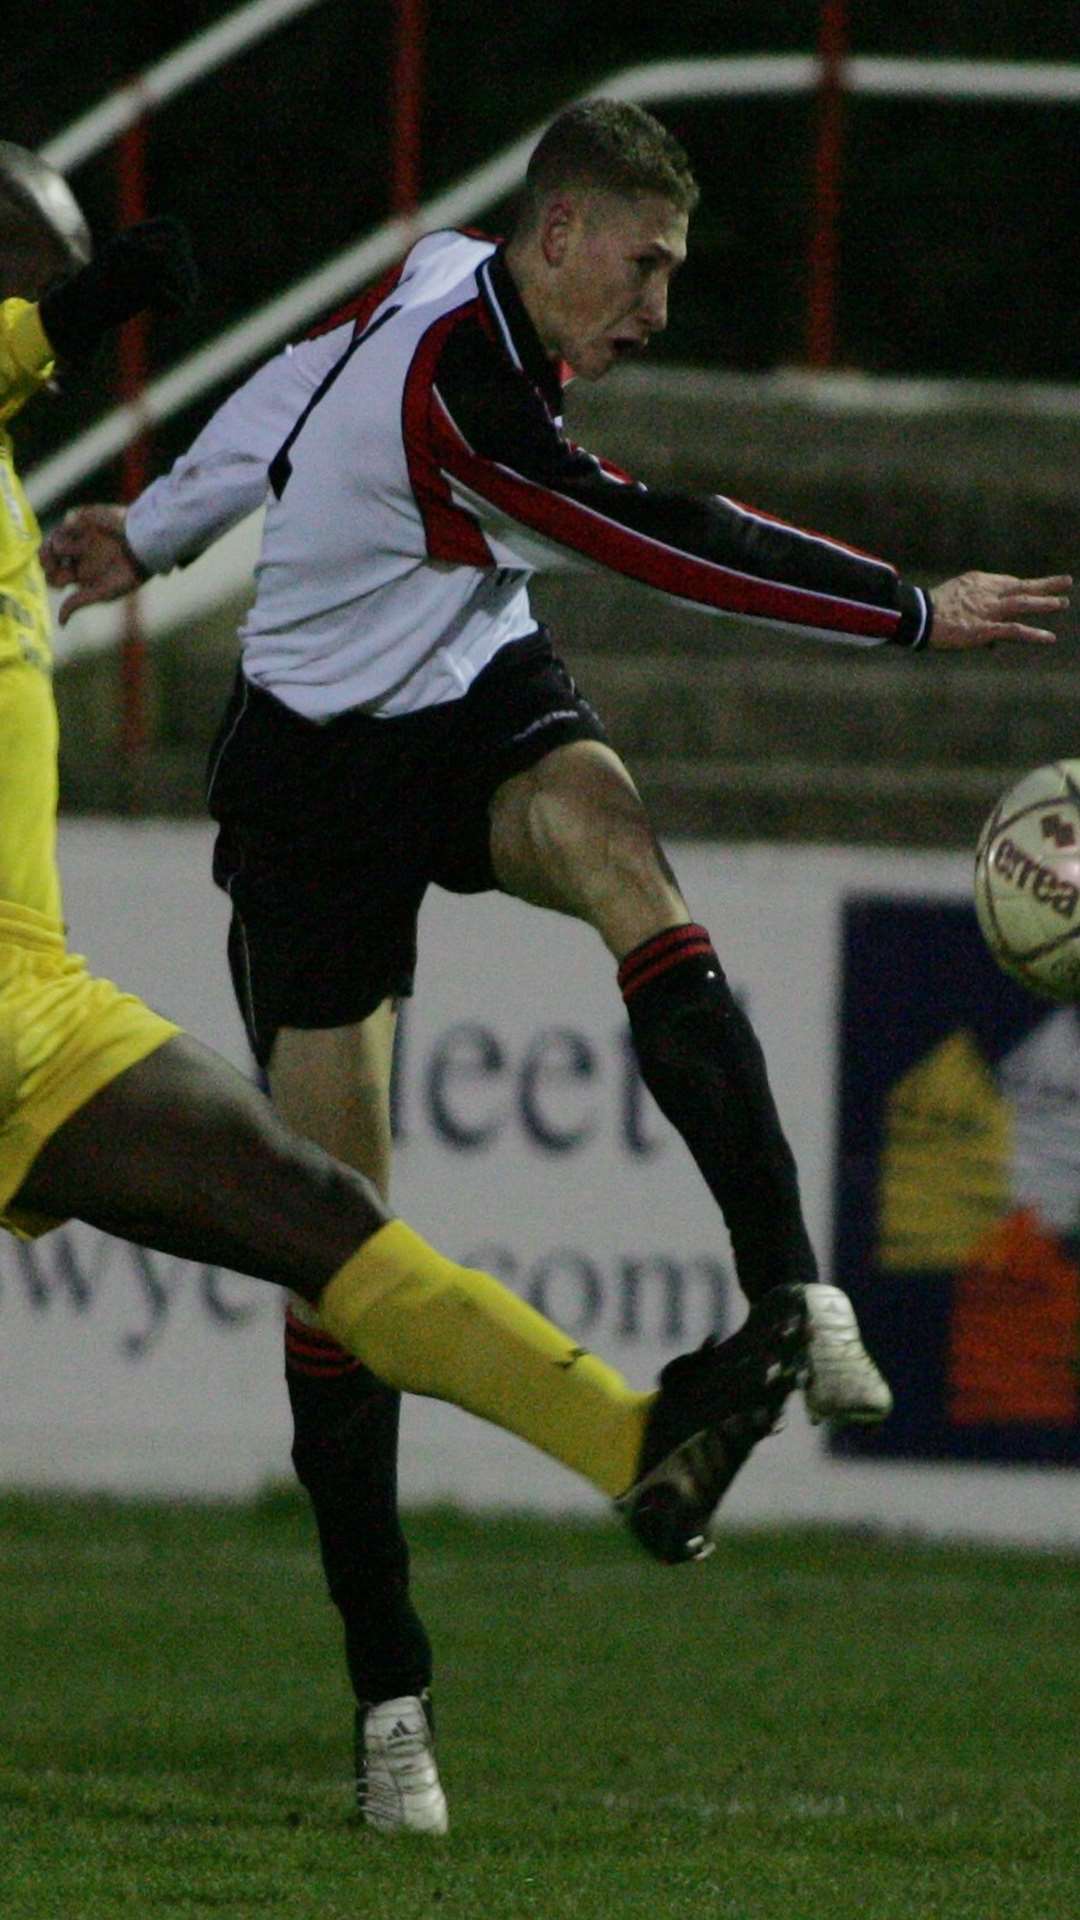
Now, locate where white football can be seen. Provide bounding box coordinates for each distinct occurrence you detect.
[974,760,1080,1002]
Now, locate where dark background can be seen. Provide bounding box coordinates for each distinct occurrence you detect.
[6,2,1078,489]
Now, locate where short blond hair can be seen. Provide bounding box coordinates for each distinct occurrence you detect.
[514,100,699,233]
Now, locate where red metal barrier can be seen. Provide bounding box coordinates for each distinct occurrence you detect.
[116,112,152,806]
[391,0,425,219]
[806,0,848,369]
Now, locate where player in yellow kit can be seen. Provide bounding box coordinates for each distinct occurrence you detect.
[0,298,64,924]
[0,152,188,1231]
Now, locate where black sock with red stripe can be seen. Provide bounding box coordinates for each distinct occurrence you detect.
[618,923,817,1303]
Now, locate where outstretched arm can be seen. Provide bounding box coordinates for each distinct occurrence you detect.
[37,217,197,364]
[43,325,352,616]
[2,220,197,423]
[427,296,1071,654]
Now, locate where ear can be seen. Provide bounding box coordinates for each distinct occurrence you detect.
[539,196,574,268]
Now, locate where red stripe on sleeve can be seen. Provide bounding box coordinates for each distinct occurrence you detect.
[403,309,497,566]
[432,405,901,642]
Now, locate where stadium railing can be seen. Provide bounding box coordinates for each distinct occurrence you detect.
[27,35,1080,519]
[27,13,1080,691]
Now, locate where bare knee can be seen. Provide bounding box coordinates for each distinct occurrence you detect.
[270,1013,395,1196]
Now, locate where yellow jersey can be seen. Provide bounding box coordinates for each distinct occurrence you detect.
[0,298,54,672]
[0,297,61,922]
[0,298,179,1232]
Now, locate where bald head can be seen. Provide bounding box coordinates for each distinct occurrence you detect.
[0,141,91,302]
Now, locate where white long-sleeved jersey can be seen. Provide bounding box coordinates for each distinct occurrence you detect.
[126,229,929,720]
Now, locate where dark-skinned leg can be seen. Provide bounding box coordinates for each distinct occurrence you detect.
[11,1029,655,1495]
[12,1032,385,1297]
[9,1015,809,1575]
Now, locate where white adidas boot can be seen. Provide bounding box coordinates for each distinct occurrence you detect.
[357,1694,449,1835]
[802,1283,893,1425]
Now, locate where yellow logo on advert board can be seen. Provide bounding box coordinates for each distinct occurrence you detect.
[877,1029,1010,1270]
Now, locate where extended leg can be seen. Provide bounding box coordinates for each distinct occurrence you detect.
[11,1030,650,1484]
[11,1027,806,1563]
[12,1030,384,1285]
[489,739,890,1420]
[489,739,816,1298]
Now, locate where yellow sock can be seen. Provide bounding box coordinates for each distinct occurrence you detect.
[317,1221,652,1498]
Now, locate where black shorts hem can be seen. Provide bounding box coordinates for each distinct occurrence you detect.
[209,631,608,1060]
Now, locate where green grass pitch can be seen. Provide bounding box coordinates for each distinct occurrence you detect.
[1,1494,1078,1919]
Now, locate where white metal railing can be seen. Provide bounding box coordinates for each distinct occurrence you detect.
[41,0,331,174]
[846,55,1080,101]
[26,51,1080,514]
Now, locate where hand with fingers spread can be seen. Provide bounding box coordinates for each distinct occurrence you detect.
[928,572,1072,651]
[40,503,143,624]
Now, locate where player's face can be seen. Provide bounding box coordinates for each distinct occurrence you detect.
[542,191,688,381]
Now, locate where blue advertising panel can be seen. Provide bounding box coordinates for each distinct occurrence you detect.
[832,895,1080,1466]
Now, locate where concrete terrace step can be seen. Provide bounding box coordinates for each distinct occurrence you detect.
[568,646,1080,773]
[563,366,1080,584]
[630,756,1020,849]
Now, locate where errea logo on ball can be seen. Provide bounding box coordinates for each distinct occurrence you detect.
[991,836,1080,918]
[975,762,1080,1002]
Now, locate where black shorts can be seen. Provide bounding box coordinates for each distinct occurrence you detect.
[206,632,607,1066]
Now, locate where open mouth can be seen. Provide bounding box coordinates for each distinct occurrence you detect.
[610,336,647,359]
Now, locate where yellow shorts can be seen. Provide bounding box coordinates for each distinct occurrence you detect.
[0,900,180,1238]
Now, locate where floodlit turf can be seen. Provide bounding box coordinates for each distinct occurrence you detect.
[1,1495,1078,1920]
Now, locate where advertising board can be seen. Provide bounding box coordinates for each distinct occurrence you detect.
[2,825,1075,1547]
